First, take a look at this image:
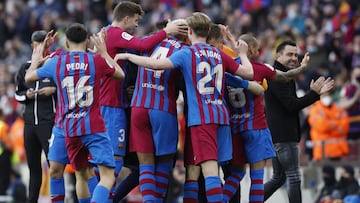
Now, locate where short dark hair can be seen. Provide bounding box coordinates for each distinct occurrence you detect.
[65,23,88,43]
[276,40,297,53]
[207,24,221,42]
[113,1,144,22]
[31,30,47,42]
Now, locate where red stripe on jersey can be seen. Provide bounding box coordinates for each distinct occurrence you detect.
[133,68,142,106]
[64,55,72,136]
[149,70,156,107]
[139,68,148,107]
[81,54,90,135]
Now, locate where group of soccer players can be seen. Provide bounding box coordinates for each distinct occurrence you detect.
[21,1,318,203]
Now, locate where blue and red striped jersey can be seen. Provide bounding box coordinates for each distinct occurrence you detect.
[100,26,167,108]
[131,37,187,114]
[227,61,276,133]
[36,51,115,137]
[169,43,239,126]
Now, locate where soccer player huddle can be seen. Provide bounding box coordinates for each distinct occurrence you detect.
[24,1,334,203]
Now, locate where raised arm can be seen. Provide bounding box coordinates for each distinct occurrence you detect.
[115,53,174,70]
[25,43,46,83]
[233,40,253,79]
[274,52,310,82]
[90,32,125,80]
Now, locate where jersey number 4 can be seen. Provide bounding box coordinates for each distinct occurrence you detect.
[62,76,93,110]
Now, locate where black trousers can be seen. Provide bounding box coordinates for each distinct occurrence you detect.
[24,124,52,203]
[0,143,11,195]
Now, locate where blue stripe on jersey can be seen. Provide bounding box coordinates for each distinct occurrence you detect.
[59,54,69,129]
[144,68,152,107]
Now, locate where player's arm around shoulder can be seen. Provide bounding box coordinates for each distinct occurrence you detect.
[90,31,125,80]
[234,40,253,80]
[114,52,174,70]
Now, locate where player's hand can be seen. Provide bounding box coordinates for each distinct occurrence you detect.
[26,88,36,99]
[310,76,324,94]
[299,52,310,69]
[319,77,335,95]
[37,86,56,96]
[234,39,248,56]
[114,53,128,61]
[89,33,107,56]
[43,30,58,50]
[163,19,188,36]
[248,81,264,96]
[220,25,236,48]
[31,42,49,66]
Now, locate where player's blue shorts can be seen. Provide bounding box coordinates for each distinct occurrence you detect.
[241,128,275,164]
[101,106,127,156]
[48,126,69,164]
[65,132,115,170]
[130,107,178,156]
[217,125,232,164]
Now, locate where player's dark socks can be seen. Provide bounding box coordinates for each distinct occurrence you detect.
[50,178,65,203]
[183,180,198,203]
[249,169,264,203]
[223,169,245,201]
[113,168,139,202]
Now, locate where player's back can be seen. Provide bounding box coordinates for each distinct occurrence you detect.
[227,61,276,131]
[131,37,187,114]
[179,43,230,126]
[55,51,111,137]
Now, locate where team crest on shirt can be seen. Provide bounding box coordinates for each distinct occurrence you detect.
[121,32,133,41]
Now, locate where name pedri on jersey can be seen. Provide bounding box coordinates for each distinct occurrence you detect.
[131,37,187,114]
[36,52,115,137]
[169,43,239,126]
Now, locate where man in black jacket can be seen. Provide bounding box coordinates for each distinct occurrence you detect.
[263,40,334,203]
[14,30,56,203]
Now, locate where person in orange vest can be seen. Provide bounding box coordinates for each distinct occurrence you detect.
[308,92,350,161]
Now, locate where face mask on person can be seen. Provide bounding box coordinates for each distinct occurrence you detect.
[320,96,332,106]
[356,77,360,84]
[323,177,335,186]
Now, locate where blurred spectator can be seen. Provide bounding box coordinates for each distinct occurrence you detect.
[338,66,360,139]
[7,169,27,203]
[308,92,349,161]
[334,165,360,199]
[316,165,338,203]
